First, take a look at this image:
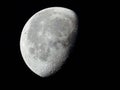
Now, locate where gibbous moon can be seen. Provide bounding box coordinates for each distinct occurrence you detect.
[20,7,78,77]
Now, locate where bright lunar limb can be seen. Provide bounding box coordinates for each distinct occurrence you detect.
[20,7,78,77]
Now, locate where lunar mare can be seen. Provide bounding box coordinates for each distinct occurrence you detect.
[20,7,78,77]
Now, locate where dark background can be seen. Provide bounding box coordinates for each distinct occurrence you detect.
[1,0,111,88]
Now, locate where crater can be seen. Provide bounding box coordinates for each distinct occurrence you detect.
[28,42,51,62]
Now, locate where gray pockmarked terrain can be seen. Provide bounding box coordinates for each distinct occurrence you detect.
[20,7,78,77]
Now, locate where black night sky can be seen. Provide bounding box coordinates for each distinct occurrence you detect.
[1,0,109,88]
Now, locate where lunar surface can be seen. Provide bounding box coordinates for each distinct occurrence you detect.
[20,7,78,77]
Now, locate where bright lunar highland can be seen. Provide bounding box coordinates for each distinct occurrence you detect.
[20,7,78,77]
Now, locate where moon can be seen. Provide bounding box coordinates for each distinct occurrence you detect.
[20,7,78,77]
